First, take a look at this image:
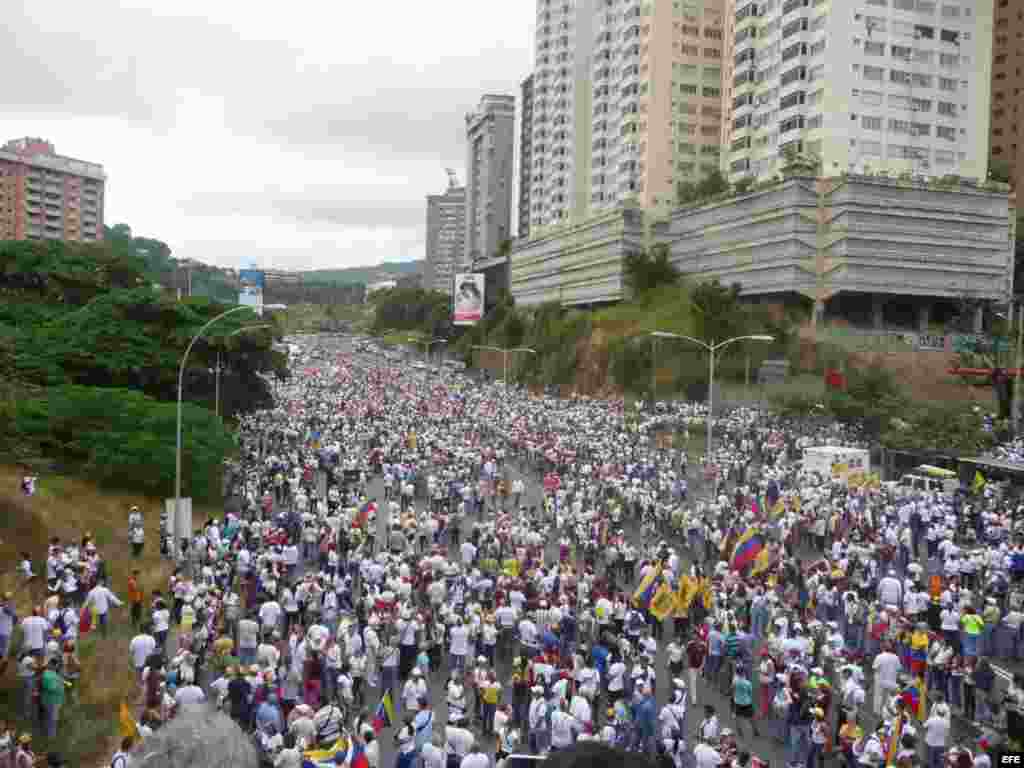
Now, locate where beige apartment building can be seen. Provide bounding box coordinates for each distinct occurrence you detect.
[529,0,726,233]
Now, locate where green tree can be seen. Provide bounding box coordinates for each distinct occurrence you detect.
[690,279,745,342]
[989,158,1013,185]
[623,244,680,298]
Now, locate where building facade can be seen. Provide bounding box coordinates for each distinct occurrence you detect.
[530,0,598,230]
[0,137,105,242]
[990,0,1024,192]
[519,75,535,240]
[510,203,663,306]
[465,94,516,267]
[721,0,994,183]
[666,174,1014,330]
[590,0,726,215]
[423,182,467,294]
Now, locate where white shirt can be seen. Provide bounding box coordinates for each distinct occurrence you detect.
[129,634,156,669]
[872,651,902,690]
[550,710,579,748]
[85,585,123,614]
[459,754,489,768]
[20,616,48,650]
[923,714,950,747]
[445,726,475,759]
[693,743,722,768]
[420,743,444,768]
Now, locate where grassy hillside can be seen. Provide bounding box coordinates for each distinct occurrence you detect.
[0,466,218,765]
[301,261,422,286]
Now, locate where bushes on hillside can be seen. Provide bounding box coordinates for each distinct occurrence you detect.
[13,385,232,502]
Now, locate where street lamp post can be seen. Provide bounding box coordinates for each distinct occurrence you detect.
[216,324,272,419]
[471,345,537,387]
[175,304,252,556]
[648,331,774,474]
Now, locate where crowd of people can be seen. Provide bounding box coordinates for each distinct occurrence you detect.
[4,337,1024,768]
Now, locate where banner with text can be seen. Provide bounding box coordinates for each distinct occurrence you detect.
[239,269,265,317]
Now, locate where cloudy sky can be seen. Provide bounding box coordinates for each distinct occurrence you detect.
[4,1,534,271]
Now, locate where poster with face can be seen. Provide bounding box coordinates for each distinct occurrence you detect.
[452,273,484,325]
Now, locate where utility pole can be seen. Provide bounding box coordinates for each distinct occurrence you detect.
[1015,301,1023,433]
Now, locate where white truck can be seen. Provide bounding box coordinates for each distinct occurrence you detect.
[801,445,870,481]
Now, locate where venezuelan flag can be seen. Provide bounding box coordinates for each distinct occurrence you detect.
[731,528,765,571]
[303,738,349,767]
[885,715,903,766]
[633,566,661,609]
[901,680,923,719]
[751,547,771,578]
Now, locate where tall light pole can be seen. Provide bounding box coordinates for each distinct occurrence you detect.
[649,331,774,472]
[472,345,537,387]
[216,324,272,418]
[176,304,252,556]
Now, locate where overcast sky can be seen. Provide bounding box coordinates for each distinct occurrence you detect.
[4,1,534,271]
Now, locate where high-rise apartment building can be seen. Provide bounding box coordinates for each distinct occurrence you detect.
[529,0,726,231]
[591,0,726,213]
[990,0,1024,191]
[530,0,598,230]
[465,94,516,266]
[423,180,467,294]
[519,75,535,239]
[0,137,105,242]
[721,0,994,183]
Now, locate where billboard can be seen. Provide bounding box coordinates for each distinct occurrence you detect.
[452,273,484,325]
[239,269,265,316]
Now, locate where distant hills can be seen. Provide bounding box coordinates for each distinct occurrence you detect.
[299,260,423,286]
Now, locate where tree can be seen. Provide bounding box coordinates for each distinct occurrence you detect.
[623,244,680,298]
[695,169,729,199]
[989,158,1013,185]
[690,279,745,342]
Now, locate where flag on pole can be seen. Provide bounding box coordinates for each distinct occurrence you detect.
[885,714,903,766]
[372,690,396,734]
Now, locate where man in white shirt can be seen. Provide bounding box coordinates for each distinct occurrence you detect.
[20,608,49,656]
[129,626,157,681]
[550,702,580,750]
[84,581,123,637]
[174,682,206,707]
[445,723,475,765]
[420,732,445,768]
[924,707,950,768]
[872,647,903,715]
[459,744,489,768]
[693,738,722,768]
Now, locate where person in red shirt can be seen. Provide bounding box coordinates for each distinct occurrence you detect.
[686,632,707,705]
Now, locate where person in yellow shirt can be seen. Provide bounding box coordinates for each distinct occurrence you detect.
[960,605,985,658]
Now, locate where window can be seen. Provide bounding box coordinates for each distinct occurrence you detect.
[892,45,913,59]
[862,116,883,130]
[934,149,955,165]
[911,122,930,136]
[941,4,959,17]
[911,73,933,88]
[779,115,805,133]
[911,97,932,112]
[939,77,957,92]
[938,101,957,116]
[894,0,914,9]
[863,65,885,82]
[889,118,912,133]
[889,94,912,110]
[866,0,886,5]
[915,24,935,39]
[936,126,956,140]
[781,65,807,86]
[940,29,959,44]
[914,49,934,65]
[680,83,698,94]
[704,48,721,58]
[939,53,959,68]
[810,39,826,56]
[703,86,721,98]
[891,69,912,84]
[677,142,696,154]
[703,67,721,81]
[861,90,883,105]
[916,0,935,11]
[780,90,806,109]
[865,41,886,56]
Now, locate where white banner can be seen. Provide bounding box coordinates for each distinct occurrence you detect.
[453,273,484,326]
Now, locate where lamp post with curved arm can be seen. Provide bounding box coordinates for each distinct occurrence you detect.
[471,345,537,388]
[648,331,774,468]
[408,336,448,372]
[175,304,253,555]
